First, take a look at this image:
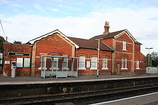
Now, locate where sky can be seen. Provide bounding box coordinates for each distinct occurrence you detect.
[0,0,158,55]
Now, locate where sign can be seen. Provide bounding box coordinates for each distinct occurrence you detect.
[9,52,30,56]
[5,61,10,64]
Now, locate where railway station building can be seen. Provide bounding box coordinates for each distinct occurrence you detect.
[2,21,146,77]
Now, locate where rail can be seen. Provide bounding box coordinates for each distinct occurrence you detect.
[1,77,158,104]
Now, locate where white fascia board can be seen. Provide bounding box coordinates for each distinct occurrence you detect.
[28,29,79,48]
[114,29,137,42]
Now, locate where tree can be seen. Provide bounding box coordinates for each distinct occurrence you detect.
[13,41,22,44]
[0,36,5,53]
[151,52,158,67]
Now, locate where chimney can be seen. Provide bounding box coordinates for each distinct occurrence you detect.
[103,21,110,35]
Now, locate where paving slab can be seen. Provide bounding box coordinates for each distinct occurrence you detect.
[92,92,158,105]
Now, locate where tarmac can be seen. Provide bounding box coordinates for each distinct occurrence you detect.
[0,73,157,82]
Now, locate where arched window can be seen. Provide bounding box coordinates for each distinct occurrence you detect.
[122,41,127,51]
[78,56,86,70]
[136,60,140,69]
[102,57,108,69]
[121,58,127,69]
[90,57,97,70]
[62,58,69,70]
[50,57,59,70]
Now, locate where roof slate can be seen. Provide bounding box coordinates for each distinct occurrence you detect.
[90,29,125,40]
[67,37,113,51]
[90,29,142,44]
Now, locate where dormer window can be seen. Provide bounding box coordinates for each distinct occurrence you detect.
[122,41,127,51]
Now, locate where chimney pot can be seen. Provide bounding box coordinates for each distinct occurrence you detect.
[103,21,110,35]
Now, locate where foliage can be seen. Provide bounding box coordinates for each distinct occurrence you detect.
[151,52,158,67]
[0,36,5,53]
[13,41,22,45]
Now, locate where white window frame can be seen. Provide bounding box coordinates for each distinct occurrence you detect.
[17,58,30,68]
[38,56,47,70]
[0,53,3,64]
[24,58,30,67]
[50,57,59,70]
[90,57,97,70]
[102,57,108,70]
[62,58,69,70]
[122,41,127,51]
[17,58,23,67]
[136,60,140,69]
[121,58,128,70]
[78,56,86,70]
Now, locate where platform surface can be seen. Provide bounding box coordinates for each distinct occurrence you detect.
[0,74,158,85]
[92,92,158,105]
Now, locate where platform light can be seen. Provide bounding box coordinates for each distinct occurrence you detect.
[145,47,153,54]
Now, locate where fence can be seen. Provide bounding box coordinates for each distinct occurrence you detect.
[146,67,158,74]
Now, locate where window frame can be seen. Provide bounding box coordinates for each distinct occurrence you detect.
[62,58,69,70]
[90,56,97,70]
[122,41,127,51]
[102,57,108,70]
[50,57,59,70]
[136,60,140,69]
[78,56,86,70]
[17,57,30,68]
[121,58,128,70]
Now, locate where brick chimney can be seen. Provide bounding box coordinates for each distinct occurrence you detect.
[103,21,110,35]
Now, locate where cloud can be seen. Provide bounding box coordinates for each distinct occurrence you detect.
[49,8,59,12]
[33,3,45,12]
[0,6,158,55]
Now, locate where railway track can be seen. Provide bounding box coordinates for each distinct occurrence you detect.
[1,82,158,105]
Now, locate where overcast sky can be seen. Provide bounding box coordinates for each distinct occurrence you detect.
[0,0,158,55]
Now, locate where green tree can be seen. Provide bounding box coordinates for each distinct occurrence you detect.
[0,36,5,53]
[13,41,22,44]
[151,52,158,67]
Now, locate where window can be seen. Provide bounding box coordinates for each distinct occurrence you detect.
[24,58,30,67]
[17,58,30,67]
[91,57,97,70]
[121,58,127,69]
[17,58,23,67]
[50,57,59,70]
[0,53,3,64]
[62,58,69,70]
[78,56,86,69]
[136,60,140,69]
[122,41,127,51]
[86,61,91,68]
[102,57,108,69]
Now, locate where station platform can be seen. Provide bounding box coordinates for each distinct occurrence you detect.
[0,73,157,85]
[92,92,158,105]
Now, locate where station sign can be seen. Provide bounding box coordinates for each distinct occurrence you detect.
[9,52,30,56]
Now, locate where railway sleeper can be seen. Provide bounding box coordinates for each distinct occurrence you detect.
[0,83,158,104]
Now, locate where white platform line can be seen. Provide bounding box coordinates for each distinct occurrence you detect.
[90,92,158,105]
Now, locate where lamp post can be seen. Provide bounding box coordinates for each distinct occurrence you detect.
[146,47,153,67]
[146,47,153,54]
[95,38,103,77]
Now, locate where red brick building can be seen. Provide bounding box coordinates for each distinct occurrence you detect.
[2,43,31,76]
[2,21,146,77]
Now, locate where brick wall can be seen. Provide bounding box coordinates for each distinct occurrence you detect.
[3,43,31,76]
[76,48,112,75]
[33,33,74,75]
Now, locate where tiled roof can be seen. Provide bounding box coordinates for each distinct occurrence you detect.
[68,37,113,51]
[90,29,142,44]
[90,29,125,40]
